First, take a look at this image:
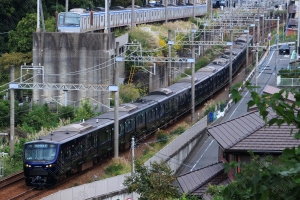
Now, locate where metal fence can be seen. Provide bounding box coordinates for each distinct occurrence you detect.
[277,77,300,87]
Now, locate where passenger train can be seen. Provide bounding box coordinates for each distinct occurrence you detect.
[57,4,207,32]
[23,33,253,186]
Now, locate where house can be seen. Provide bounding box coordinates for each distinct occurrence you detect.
[177,107,300,198]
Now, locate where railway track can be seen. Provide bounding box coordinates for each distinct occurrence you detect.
[0,171,24,189]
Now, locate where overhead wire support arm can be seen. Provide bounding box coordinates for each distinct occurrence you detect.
[176,40,231,46]
[10,82,112,91]
[115,56,195,63]
[195,29,250,34]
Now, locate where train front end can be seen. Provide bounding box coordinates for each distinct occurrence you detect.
[23,142,60,187]
[57,12,81,32]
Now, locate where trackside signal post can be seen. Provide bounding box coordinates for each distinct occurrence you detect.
[0,152,8,178]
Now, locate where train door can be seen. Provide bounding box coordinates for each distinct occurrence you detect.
[60,143,72,174]
[91,131,98,157]
[129,13,131,24]
[179,92,188,114]
[99,126,113,157]
[146,107,156,132]
[83,134,92,161]
[170,96,178,119]
[110,14,114,27]
[120,13,123,26]
[100,15,104,28]
[71,137,84,169]
[87,17,90,31]
[137,12,140,23]
[125,13,128,25]
[162,99,171,125]
[118,119,126,151]
[151,10,154,22]
[125,116,136,141]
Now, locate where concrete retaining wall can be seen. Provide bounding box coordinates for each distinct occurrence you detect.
[32,32,115,112]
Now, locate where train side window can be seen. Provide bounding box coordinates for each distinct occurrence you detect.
[125,120,131,132]
[93,134,97,147]
[132,118,135,129]
[120,124,124,135]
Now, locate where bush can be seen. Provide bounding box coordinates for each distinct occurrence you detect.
[119,84,140,103]
[170,126,185,135]
[156,130,169,144]
[143,146,150,155]
[105,158,129,176]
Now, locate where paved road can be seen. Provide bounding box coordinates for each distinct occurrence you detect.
[176,45,294,175]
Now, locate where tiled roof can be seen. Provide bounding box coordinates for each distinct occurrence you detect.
[263,85,295,103]
[177,162,226,195]
[208,109,300,152]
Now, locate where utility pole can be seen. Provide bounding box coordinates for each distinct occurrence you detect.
[276,16,279,81]
[257,9,260,45]
[65,0,68,12]
[262,14,264,44]
[193,0,195,19]
[168,30,172,86]
[10,65,15,156]
[39,0,45,32]
[165,0,168,23]
[298,2,300,54]
[246,28,249,77]
[229,29,233,93]
[114,42,120,159]
[131,0,135,31]
[255,42,258,92]
[131,137,135,200]
[105,0,109,33]
[36,0,40,32]
[191,24,196,122]
[257,18,260,45]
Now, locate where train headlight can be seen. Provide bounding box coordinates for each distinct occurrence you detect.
[46,164,52,168]
[25,164,31,167]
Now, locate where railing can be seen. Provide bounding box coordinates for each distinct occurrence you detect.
[277,77,300,87]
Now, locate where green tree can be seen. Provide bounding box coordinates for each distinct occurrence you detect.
[0,100,10,127]
[119,84,140,104]
[123,160,180,200]
[58,105,75,123]
[206,84,300,199]
[73,100,97,122]
[8,13,56,53]
[21,103,58,133]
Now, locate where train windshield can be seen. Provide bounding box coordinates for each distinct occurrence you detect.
[24,143,58,161]
[58,13,80,26]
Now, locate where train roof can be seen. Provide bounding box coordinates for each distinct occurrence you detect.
[141,94,167,102]
[33,121,99,143]
[61,4,206,16]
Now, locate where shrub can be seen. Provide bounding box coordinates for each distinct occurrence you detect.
[170,126,186,135]
[156,130,169,144]
[119,84,140,103]
[105,158,129,176]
